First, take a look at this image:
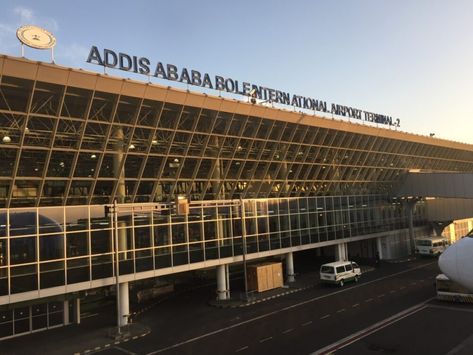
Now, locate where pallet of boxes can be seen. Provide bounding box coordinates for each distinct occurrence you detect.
[247,262,284,293]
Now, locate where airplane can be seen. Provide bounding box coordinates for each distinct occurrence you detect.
[438,232,473,292]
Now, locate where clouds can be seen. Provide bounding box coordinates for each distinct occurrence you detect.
[0,6,59,55]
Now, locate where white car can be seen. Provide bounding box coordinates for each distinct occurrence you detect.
[320,261,361,287]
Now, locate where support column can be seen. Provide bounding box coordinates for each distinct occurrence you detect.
[335,243,347,261]
[63,300,69,325]
[216,265,228,300]
[74,298,81,325]
[406,199,416,255]
[118,282,130,327]
[376,237,384,260]
[225,264,230,299]
[286,252,295,283]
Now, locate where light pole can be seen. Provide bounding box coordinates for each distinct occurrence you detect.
[112,199,121,335]
[240,198,248,301]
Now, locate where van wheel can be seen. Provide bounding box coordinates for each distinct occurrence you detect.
[354,276,359,283]
[339,280,344,287]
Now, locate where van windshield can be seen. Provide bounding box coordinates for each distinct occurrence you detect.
[320,266,334,274]
[416,240,432,246]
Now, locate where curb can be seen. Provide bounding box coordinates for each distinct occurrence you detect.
[209,284,316,308]
[74,327,151,355]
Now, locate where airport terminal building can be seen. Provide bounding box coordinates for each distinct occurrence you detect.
[1,53,473,338]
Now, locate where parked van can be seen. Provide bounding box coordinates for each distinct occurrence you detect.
[415,237,450,256]
[320,261,361,287]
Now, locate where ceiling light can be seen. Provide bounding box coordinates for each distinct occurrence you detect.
[151,138,158,145]
[2,136,11,143]
[129,144,135,149]
[90,154,97,159]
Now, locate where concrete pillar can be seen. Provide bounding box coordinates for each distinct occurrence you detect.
[406,200,416,255]
[118,282,130,327]
[63,300,69,325]
[216,265,228,300]
[335,243,347,261]
[376,237,384,260]
[225,264,230,299]
[74,298,81,325]
[286,252,295,283]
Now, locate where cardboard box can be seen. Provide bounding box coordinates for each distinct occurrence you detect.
[247,262,283,292]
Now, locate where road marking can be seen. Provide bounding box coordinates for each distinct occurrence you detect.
[145,262,436,355]
[410,282,417,286]
[389,290,396,294]
[378,294,385,298]
[81,312,99,319]
[312,298,434,355]
[235,346,248,352]
[336,308,346,313]
[352,303,359,308]
[320,314,331,319]
[302,321,313,326]
[259,336,273,343]
[400,286,406,290]
[365,298,373,302]
[282,328,294,334]
[114,346,138,355]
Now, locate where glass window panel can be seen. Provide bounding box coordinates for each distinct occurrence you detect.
[114,96,140,125]
[31,81,63,115]
[81,122,109,150]
[0,148,17,177]
[61,87,92,118]
[195,109,216,133]
[89,91,117,122]
[138,99,162,127]
[17,149,47,177]
[91,229,111,254]
[24,116,55,147]
[11,180,40,207]
[39,234,64,260]
[74,152,99,177]
[47,151,75,177]
[54,119,83,149]
[142,156,163,178]
[124,154,144,178]
[0,76,34,112]
[67,181,92,205]
[10,237,36,264]
[178,106,200,131]
[91,181,114,204]
[158,103,181,129]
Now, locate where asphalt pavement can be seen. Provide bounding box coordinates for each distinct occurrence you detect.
[2,257,472,355]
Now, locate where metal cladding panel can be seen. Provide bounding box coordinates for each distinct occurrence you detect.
[122,80,147,98]
[68,70,99,89]
[37,65,69,85]
[144,85,168,101]
[2,57,37,80]
[184,93,207,108]
[203,96,225,111]
[219,99,240,113]
[95,76,123,94]
[164,88,189,105]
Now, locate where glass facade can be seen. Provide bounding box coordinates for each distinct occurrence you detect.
[0,57,472,302]
[1,74,473,207]
[0,197,425,297]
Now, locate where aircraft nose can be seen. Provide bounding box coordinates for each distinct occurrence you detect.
[438,243,458,281]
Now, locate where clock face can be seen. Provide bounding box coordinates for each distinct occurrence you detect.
[16,25,56,49]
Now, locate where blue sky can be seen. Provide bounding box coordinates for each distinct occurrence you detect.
[0,0,472,143]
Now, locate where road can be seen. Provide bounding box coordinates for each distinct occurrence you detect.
[96,258,460,355]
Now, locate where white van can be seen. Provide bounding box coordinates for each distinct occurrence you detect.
[320,261,361,287]
[415,237,450,256]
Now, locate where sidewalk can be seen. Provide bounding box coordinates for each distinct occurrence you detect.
[209,265,376,308]
[1,306,151,355]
